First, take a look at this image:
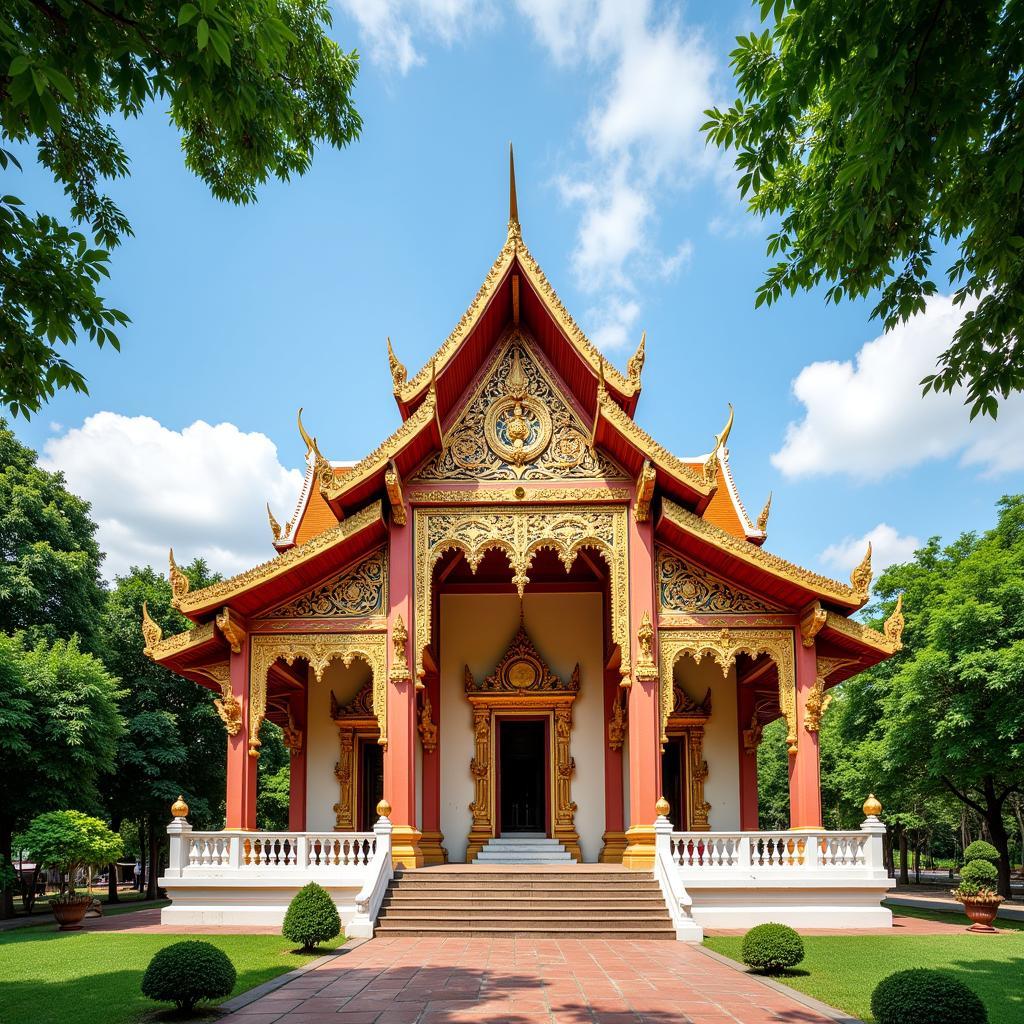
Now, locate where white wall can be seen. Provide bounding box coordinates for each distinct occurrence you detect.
[305,658,372,833]
[439,592,606,862]
[672,658,740,831]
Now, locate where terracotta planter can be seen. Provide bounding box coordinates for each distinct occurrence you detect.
[50,897,91,931]
[957,896,1003,933]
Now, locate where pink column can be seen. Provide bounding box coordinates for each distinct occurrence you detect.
[623,512,661,869]
[737,682,759,830]
[788,638,823,828]
[419,670,447,864]
[288,686,308,831]
[225,638,257,830]
[599,666,627,862]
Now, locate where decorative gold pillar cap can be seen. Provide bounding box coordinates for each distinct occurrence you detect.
[171,795,189,818]
[376,798,392,818]
[655,796,671,818]
[863,793,882,817]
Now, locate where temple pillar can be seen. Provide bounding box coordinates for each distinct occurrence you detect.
[737,682,760,831]
[384,510,422,867]
[225,638,257,830]
[788,637,823,829]
[623,512,661,869]
[287,686,308,831]
[418,670,447,864]
[599,665,627,862]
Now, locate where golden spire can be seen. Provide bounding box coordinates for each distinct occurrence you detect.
[386,336,407,391]
[756,491,772,533]
[627,330,646,386]
[715,403,735,451]
[267,502,282,543]
[506,348,528,398]
[141,600,162,657]
[508,141,520,234]
[168,548,189,607]
[883,592,905,649]
[297,407,323,461]
[850,542,873,598]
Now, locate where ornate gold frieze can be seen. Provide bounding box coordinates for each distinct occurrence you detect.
[634,459,655,523]
[635,610,658,681]
[659,627,797,755]
[418,691,438,754]
[191,662,241,736]
[660,499,864,607]
[413,504,630,683]
[265,548,387,619]
[823,610,898,654]
[657,546,775,614]
[168,548,190,608]
[249,632,387,757]
[144,620,216,661]
[414,335,625,483]
[409,486,632,503]
[799,603,826,647]
[658,613,795,629]
[385,461,407,526]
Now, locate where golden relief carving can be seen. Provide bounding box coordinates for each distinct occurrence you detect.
[263,547,387,619]
[823,609,899,654]
[626,331,645,387]
[657,547,775,614]
[688,726,711,830]
[660,499,864,607]
[176,502,384,614]
[249,632,387,757]
[409,486,632,504]
[281,710,303,756]
[635,610,658,681]
[330,681,379,830]
[141,601,162,656]
[465,624,579,695]
[267,503,287,544]
[808,655,860,732]
[418,691,438,753]
[144,620,216,661]
[192,662,241,736]
[385,461,407,526]
[850,542,873,599]
[799,603,827,647]
[883,593,905,649]
[659,628,798,755]
[742,711,763,756]
[415,335,625,483]
[331,679,375,718]
[333,730,355,829]
[756,492,772,533]
[389,613,414,686]
[414,505,630,683]
[607,691,626,751]
[634,459,656,523]
[673,684,712,717]
[168,548,190,608]
[215,608,243,654]
[387,336,407,392]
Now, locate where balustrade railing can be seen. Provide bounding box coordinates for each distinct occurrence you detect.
[180,831,377,873]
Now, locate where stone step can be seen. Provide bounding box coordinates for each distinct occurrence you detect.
[383,896,668,910]
[378,907,672,922]
[374,922,677,939]
[391,877,661,891]
[475,844,572,853]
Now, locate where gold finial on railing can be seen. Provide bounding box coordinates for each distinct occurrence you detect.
[376,798,392,818]
[863,793,882,817]
[171,794,190,818]
[655,796,671,818]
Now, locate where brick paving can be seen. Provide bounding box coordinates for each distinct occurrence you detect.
[222,936,838,1024]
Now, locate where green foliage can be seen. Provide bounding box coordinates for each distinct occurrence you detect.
[0,422,105,647]
[871,969,987,1024]
[960,859,999,886]
[258,762,291,832]
[741,923,804,973]
[703,3,1024,417]
[964,840,1000,864]
[0,0,361,417]
[282,882,341,952]
[140,940,236,1012]
[20,810,122,900]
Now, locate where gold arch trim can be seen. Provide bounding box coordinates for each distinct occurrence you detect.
[413,505,629,681]
[249,632,387,757]
[659,627,798,755]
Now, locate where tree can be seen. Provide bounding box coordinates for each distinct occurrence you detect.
[256,725,290,831]
[20,810,123,902]
[704,2,1024,418]
[0,1,362,417]
[0,632,123,916]
[0,421,105,649]
[877,496,1024,896]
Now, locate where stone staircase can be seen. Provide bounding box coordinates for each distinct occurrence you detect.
[473,834,574,864]
[374,867,677,939]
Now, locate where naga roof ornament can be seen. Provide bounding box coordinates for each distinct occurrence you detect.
[168,548,189,608]
[386,336,407,391]
[850,542,873,599]
[756,492,772,533]
[626,331,646,387]
[703,404,734,485]
[883,593,905,649]
[141,600,162,656]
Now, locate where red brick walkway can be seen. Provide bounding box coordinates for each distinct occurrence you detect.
[224,936,836,1024]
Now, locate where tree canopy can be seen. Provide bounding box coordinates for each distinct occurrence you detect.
[704,1,1024,418]
[20,810,123,899]
[0,0,362,417]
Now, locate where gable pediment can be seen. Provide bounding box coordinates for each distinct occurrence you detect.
[413,332,627,483]
[261,547,388,618]
[657,545,778,613]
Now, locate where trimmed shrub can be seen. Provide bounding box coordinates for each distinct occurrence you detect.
[963,840,1000,865]
[871,969,986,1024]
[282,882,341,951]
[141,940,236,1013]
[741,923,804,973]
[960,859,999,886]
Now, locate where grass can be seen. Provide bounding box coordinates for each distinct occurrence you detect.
[705,920,1024,1024]
[0,925,345,1024]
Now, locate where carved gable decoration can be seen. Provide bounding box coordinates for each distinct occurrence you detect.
[265,548,387,618]
[672,684,712,718]
[657,546,775,614]
[465,623,580,694]
[414,334,626,482]
[331,680,375,720]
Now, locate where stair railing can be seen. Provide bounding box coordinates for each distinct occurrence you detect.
[653,810,703,941]
[348,812,394,938]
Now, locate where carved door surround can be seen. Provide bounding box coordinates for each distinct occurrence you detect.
[329,681,381,831]
[665,684,713,830]
[464,624,581,862]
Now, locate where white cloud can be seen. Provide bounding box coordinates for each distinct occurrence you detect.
[41,413,303,581]
[586,296,640,351]
[771,294,1024,481]
[658,241,694,280]
[821,523,921,579]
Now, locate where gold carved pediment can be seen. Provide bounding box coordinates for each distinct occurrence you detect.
[263,547,387,618]
[657,546,776,614]
[465,623,580,695]
[331,679,376,721]
[413,333,627,483]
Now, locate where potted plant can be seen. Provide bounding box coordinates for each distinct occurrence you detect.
[20,811,123,930]
[953,839,1004,932]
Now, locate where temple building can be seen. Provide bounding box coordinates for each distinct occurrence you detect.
[146,151,902,936]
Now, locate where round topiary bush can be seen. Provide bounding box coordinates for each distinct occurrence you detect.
[282,882,341,952]
[963,840,1000,865]
[961,859,999,886]
[741,923,805,973]
[871,969,986,1024]
[141,940,236,1013]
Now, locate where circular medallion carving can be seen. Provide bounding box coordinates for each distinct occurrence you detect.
[507,659,538,689]
[484,396,552,467]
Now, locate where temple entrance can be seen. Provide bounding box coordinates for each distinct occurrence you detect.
[498,719,547,834]
[661,736,687,830]
[358,738,384,832]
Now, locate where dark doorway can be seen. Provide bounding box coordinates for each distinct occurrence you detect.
[498,719,547,833]
[358,738,384,831]
[661,737,687,829]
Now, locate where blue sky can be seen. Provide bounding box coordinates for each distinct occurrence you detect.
[11,0,1024,584]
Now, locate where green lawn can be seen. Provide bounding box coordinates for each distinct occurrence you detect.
[0,925,344,1024]
[705,918,1024,1024]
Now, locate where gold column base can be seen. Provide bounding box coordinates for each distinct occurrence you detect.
[418,830,448,866]
[621,825,656,870]
[390,825,424,869]
[554,828,581,863]
[598,830,628,864]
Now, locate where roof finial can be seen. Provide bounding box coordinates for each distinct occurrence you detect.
[714,403,734,452]
[267,502,282,543]
[850,542,873,599]
[627,330,646,386]
[297,407,322,461]
[508,142,520,237]
[386,336,407,391]
[756,491,772,533]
